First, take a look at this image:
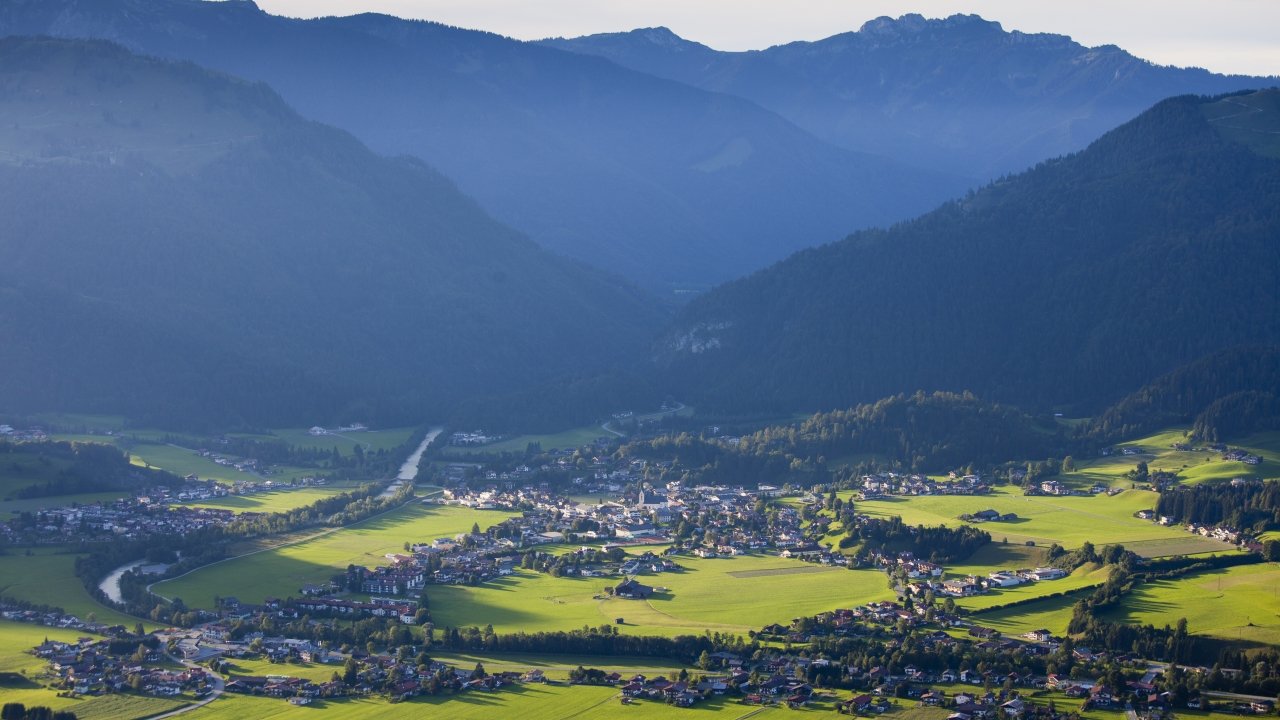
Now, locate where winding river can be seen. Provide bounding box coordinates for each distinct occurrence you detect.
[99,559,172,604]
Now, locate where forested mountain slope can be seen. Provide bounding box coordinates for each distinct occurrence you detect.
[657,91,1280,417]
[0,0,962,290]
[545,15,1274,180]
[1087,346,1280,443]
[0,38,661,427]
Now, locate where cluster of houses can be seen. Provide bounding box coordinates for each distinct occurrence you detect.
[1,601,118,635]
[31,636,211,698]
[2,496,239,544]
[927,567,1066,598]
[1028,479,1110,497]
[222,659,517,704]
[619,674,730,707]
[306,423,369,436]
[856,472,991,499]
[0,423,48,441]
[274,596,421,624]
[438,478,817,558]
[341,538,520,594]
[1135,510,1265,552]
[1224,448,1264,465]
[447,430,504,447]
[193,448,263,475]
[1,473,339,544]
[1167,441,1264,466]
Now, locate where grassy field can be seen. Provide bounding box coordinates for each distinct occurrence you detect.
[183,486,364,514]
[428,555,894,638]
[970,589,1092,637]
[220,656,343,683]
[126,442,320,485]
[428,650,696,678]
[1062,428,1280,489]
[1101,562,1280,646]
[0,448,130,518]
[855,486,1187,549]
[154,496,896,635]
[0,548,147,628]
[177,683,1132,720]
[180,684,803,720]
[153,502,514,608]
[236,427,417,454]
[0,491,130,518]
[0,452,76,496]
[1120,536,1241,558]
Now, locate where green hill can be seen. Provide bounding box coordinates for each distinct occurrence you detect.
[1087,346,1280,443]
[0,37,662,427]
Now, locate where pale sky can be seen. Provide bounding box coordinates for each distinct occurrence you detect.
[252,0,1280,76]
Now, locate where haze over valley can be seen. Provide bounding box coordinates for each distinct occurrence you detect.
[0,3,1278,720]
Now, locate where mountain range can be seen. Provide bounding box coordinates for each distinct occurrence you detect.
[0,37,660,427]
[545,15,1274,181]
[0,4,1276,431]
[0,0,964,291]
[656,89,1280,417]
[545,15,1275,181]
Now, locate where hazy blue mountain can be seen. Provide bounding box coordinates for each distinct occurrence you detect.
[0,0,963,291]
[0,37,662,427]
[654,90,1280,417]
[544,15,1275,180]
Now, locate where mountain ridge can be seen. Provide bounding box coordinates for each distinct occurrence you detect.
[543,14,1276,180]
[653,90,1280,418]
[0,0,964,291]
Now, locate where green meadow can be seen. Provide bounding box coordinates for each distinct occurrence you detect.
[0,491,129,519]
[183,486,366,514]
[156,491,896,635]
[235,427,418,454]
[180,685,800,720]
[0,452,76,495]
[0,548,146,628]
[176,686,1129,720]
[969,589,1091,637]
[125,442,320,486]
[428,650,696,678]
[1063,428,1280,489]
[0,447,132,518]
[153,502,514,607]
[428,555,894,637]
[1101,562,1280,646]
[855,486,1186,549]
